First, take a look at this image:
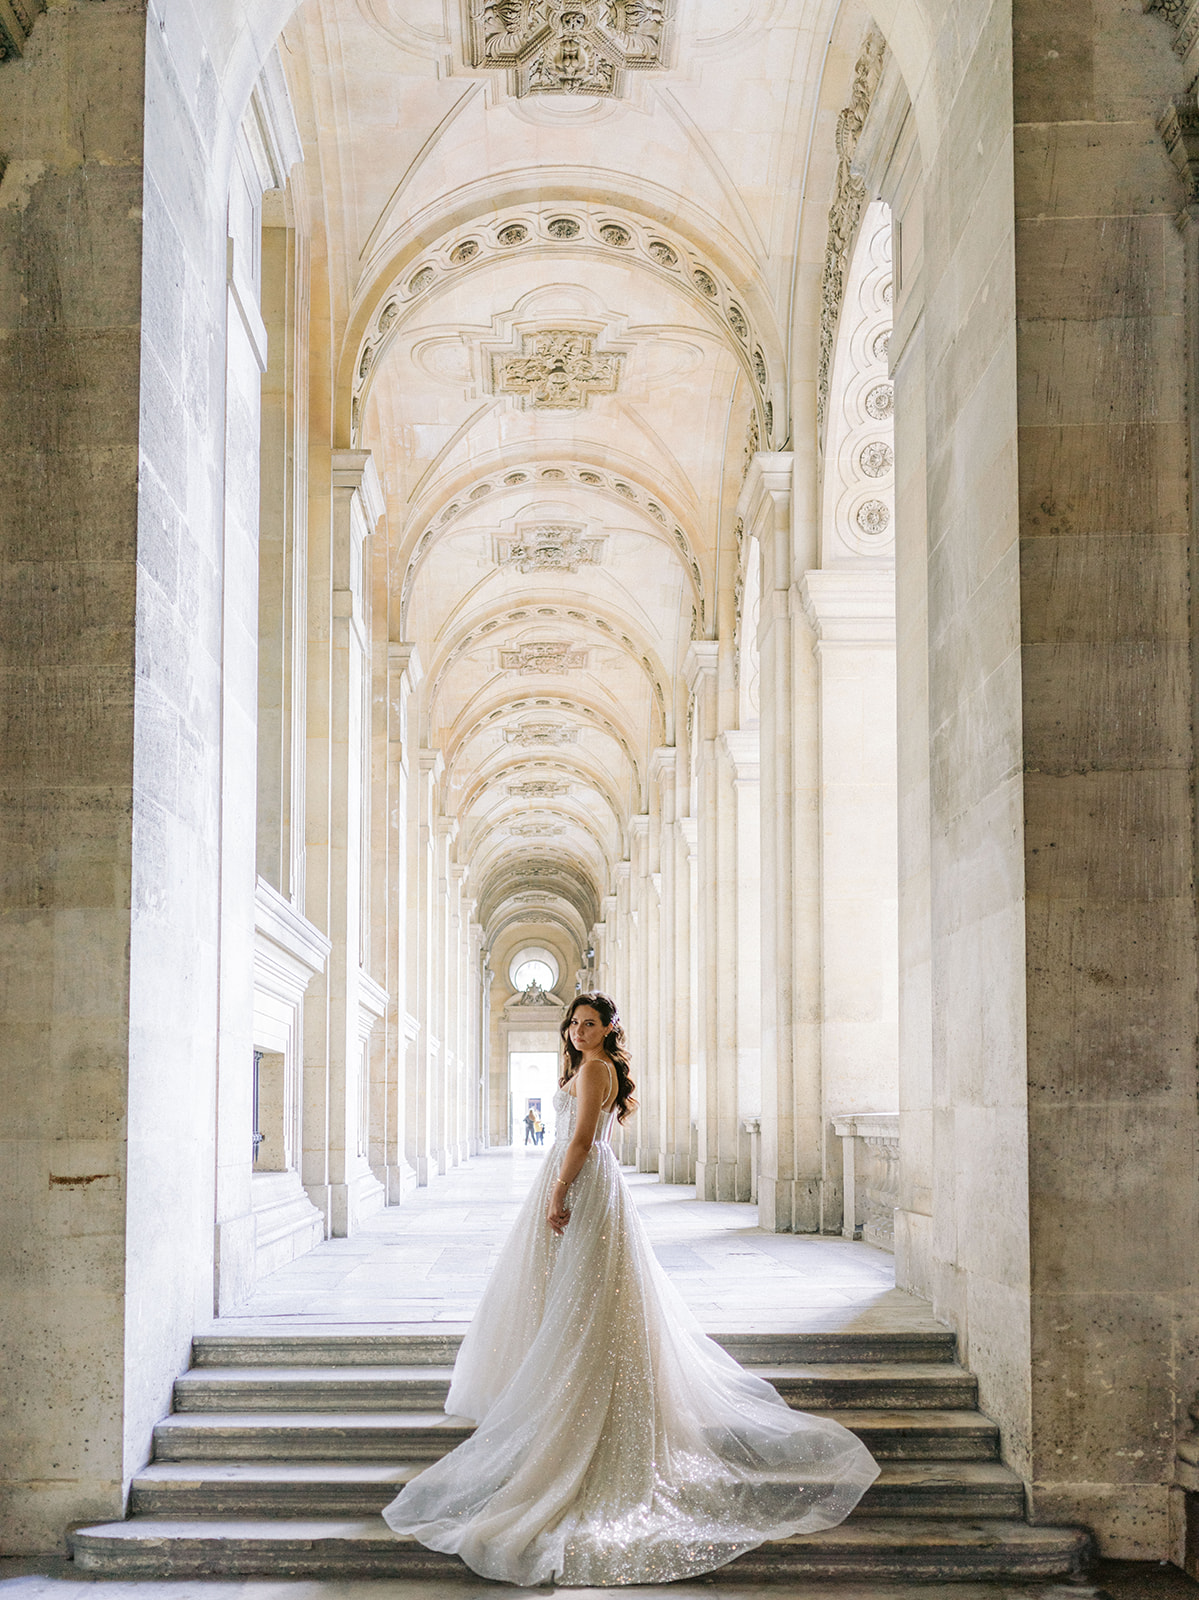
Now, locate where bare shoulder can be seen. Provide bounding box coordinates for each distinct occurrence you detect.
[574,1055,611,1094]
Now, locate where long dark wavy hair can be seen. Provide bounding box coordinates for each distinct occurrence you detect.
[559,991,637,1123]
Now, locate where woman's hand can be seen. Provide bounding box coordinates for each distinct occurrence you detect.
[547,1181,571,1236]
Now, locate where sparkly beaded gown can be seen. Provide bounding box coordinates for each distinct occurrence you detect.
[382,1081,879,1586]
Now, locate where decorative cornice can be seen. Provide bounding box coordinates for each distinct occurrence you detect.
[331,448,386,527]
[799,568,896,644]
[817,31,886,452]
[253,877,332,977]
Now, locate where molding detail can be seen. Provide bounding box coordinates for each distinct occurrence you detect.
[492,329,624,410]
[1147,0,1199,58]
[352,203,775,448]
[465,0,673,99]
[0,0,43,60]
[816,31,885,451]
[501,642,589,673]
[1159,93,1199,204]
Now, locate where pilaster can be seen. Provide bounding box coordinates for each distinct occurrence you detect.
[739,452,821,1231]
[800,569,898,1235]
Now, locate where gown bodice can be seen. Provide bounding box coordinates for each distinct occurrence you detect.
[551,1084,617,1146]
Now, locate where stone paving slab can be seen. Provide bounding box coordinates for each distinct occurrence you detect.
[202,1150,934,1338]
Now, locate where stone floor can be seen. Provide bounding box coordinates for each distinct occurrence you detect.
[211,1148,921,1337]
[9,1155,1195,1598]
[1,1565,1193,1600]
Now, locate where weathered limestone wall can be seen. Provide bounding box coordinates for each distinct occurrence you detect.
[1013,0,1198,1552]
[880,0,1036,1478]
[0,2,154,1549]
[0,0,259,1548]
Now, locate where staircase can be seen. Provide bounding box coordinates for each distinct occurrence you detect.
[70,1326,1092,1580]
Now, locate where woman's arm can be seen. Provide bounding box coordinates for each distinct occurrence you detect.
[546,1056,609,1235]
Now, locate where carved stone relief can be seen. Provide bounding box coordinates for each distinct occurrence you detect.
[466,0,674,100]
[508,780,570,798]
[501,642,589,674]
[492,329,624,410]
[354,205,773,447]
[816,31,885,451]
[1148,0,1199,60]
[497,523,605,572]
[504,722,580,745]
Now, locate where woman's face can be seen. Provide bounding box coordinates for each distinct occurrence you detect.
[568,1004,605,1055]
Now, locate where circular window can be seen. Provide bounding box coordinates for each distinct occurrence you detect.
[510,946,559,993]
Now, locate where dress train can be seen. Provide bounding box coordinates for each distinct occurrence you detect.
[382,1089,879,1586]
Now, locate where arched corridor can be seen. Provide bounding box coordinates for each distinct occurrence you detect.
[4,0,1199,1576]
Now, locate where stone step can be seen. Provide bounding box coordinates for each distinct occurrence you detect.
[130,1458,1026,1521]
[69,1514,1090,1580]
[151,1407,999,1463]
[172,1361,977,1414]
[191,1326,958,1369]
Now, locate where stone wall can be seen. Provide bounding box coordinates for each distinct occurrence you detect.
[1013,0,1199,1551]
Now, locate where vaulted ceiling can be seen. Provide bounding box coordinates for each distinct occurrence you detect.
[281,0,844,981]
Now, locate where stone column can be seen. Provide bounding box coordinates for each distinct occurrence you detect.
[720,728,761,1200]
[688,642,739,1200]
[739,453,822,1230]
[611,859,633,1163]
[654,752,694,1182]
[432,816,454,1176]
[627,815,658,1172]
[0,3,227,1546]
[406,749,440,1185]
[305,450,387,1235]
[212,131,272,1306]
[1010,5,1199,1549]
[799,569,898,1233]
[379,644,420,1202]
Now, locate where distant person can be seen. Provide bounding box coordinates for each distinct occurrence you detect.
[384,992,878,1583]
[523,1109,536,1146]
[533,1114,544,1146]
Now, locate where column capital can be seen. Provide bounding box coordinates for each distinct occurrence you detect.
[720,728,760,782]
[331,448,386,527]
[799,567,895,645]
[683,638,719,691]
[387,640,423,688]
[417,746,445,780]
[737,451,793,525]
[649,745,677,784]
[739,452,794,590]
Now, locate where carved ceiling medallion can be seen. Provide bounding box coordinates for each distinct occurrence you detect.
[508,780,570,798]
[498,524,605,573]
[467,1,673,99]
[501,642,589,674]
[505,722,580,745]
[492,329,624,410]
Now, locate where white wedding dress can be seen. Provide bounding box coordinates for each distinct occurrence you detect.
[382,1083,879,1586]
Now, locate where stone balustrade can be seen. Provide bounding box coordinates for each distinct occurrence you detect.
[832,1112,899,1251]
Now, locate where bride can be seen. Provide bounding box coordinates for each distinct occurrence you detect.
[382,992,879,1586]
